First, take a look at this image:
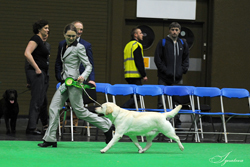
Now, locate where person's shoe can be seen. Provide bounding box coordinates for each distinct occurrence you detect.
[26,129,42,135]
[38,141,57,148]
[104,125,115,144]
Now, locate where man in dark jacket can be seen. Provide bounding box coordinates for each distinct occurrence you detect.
[154,22,189,127]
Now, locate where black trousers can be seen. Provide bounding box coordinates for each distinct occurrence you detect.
[26,70,48,130]
[121,78,142,108]
[37,77,49,127]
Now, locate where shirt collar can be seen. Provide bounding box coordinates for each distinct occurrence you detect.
[63,40,78,48]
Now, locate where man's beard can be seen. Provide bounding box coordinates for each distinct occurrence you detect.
[171,34,178,40]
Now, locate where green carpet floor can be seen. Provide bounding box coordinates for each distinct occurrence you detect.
[0,141,249,167]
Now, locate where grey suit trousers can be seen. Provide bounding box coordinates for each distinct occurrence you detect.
[43,85,112,142]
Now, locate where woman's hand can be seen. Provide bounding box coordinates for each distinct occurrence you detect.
[77,76,84,83]
[35,68,42,74]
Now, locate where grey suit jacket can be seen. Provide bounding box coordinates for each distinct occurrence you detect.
[61,42,92,81]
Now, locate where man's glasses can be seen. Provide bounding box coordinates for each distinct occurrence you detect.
[66,35,76,38]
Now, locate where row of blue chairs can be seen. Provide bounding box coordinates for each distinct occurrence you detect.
[96,83,250,143]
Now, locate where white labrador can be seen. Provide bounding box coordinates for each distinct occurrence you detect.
[95,102,184,153]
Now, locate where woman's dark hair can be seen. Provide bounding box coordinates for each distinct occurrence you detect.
[32,19,49,34]
[63,24,77,34]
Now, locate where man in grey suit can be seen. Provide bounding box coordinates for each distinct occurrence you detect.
[38,24,113,147]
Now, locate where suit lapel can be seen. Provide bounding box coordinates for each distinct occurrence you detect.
[62,46,73,60]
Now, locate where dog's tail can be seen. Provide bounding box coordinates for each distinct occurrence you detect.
[164,105,182,118]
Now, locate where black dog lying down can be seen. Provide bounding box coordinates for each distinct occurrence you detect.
[0,89,19,134]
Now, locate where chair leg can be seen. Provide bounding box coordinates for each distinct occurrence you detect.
[222,115,228,143]
[192,114,200,142]
[141,136,144,142]
[87,122,90,137]
[185,114,200,142]
[199,115,204,139]
[217,116,228,143]
[70,107,74,141]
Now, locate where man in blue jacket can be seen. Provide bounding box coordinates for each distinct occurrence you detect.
[55,21,95,131]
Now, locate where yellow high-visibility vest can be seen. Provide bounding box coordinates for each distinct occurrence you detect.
[124,40,144,78]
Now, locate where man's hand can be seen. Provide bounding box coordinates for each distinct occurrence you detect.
[88,80,96,87]
[143,76,148,82]
[27,84,31,89]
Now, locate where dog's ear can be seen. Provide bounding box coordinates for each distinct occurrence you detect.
[105,105,113,115]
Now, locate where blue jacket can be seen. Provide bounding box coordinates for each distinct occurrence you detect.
[55,38,95,82]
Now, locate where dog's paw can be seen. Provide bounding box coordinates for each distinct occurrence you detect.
[179,145,184,151]
[138,149,145,154]
[100,149,106,153]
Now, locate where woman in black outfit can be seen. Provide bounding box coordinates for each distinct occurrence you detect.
[24,19,50,135]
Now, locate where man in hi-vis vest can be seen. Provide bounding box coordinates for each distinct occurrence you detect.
[122,28,148,108]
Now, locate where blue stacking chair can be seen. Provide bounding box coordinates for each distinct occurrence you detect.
[163,85,200,142]
[105,84,138,109]
[163,85,196,112]
[134,85,168,112]
[113,84,137,87]
[220,88,250,142]
[96,83,111,102]
[112,84,138,110]
[193,87,227,142]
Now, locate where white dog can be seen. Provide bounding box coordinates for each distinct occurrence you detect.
[95,102,184,153]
